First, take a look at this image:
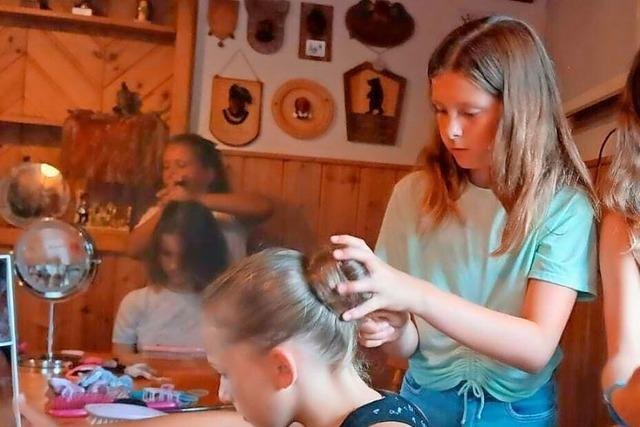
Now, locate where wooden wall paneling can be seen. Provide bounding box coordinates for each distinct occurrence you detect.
[53,281,87,351]
[24,30,103,123]
[356,167,397,248]
[112,257,147,317]
[14,280,50,352]
[169,0,196,134]
[13,144,60,167]
[0,123,24,173]
[281,160,322,252]
[395,167,412,183]
[75,254,119,351]
[221,153,245,192]
[46,0,107,15]
[21,124,61,147]
[140,74,172,122]
[317,164,361,243]
[553,161,608,427]
[0,26,26,116]
[557,298,608,427]
[148,0,177,27]
[101,43,174,115]
[102,38,156,87]
[47,0,78,13]
[18,144,59,165]
[242,157,284,247]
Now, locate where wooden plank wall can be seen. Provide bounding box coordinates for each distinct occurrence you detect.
[556,159,609,427]
[0,25,174,124]
[221,150,413,252]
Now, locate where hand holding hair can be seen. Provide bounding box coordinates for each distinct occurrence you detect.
[330,235,424,321]
[156,185,194,207]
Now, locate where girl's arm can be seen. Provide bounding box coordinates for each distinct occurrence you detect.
[380,320,419,360]
[600,212,640,389]
[126,190,273,259]
[334,235,578,374]
[610,367,640,426]
[408,276,575,373]
[111,343,138,365]
[197,192,273,225]
[126,207,162,259]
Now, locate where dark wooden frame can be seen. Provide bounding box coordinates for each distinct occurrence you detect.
[343,61,406,146]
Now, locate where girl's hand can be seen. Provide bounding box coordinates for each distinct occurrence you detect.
[331,235,423,321]
[358,310,410,348]
[612,367,640,426]
[157,185,194,207]
[16,394,58,427]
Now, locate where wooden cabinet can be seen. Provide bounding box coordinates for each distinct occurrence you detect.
[0,1,195,132]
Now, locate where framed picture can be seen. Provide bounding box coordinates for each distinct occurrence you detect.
[298,3,333,62]
[343,62,406,146]
[210,75,263,146]
[0,254,21,427]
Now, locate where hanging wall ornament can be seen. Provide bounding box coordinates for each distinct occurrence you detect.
[345,0,415,48]
[208,0,240,47]
[245,0,290,54]
[298,3,333,62]
[343,61,406,145]
[211,76,262,146]
[272,79,334,139]
[210,51,263,146]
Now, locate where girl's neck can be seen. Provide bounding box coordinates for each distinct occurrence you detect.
[295,366,381,427]
[163,281,193,294]
[469,166,492,189]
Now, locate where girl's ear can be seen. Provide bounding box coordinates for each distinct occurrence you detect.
[267,347,297,390]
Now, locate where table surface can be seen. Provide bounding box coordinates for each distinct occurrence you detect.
[18,354,222,425]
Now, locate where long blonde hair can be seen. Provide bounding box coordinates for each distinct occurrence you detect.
[202,248,370,374]
[601,49,640,261]
[423,16,596,254]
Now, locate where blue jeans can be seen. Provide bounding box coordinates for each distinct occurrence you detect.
[400,374,557,427]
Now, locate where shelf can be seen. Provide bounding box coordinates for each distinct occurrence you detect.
[0,4,176,40]
[0,114,61,127]
[0,225,129,253]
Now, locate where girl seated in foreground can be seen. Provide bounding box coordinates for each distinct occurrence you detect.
[20,248,429,427]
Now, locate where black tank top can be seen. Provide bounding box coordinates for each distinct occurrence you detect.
[340,391,430,427]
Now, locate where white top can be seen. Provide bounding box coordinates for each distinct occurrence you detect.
[112,287,204,350]
[136,205,247,262]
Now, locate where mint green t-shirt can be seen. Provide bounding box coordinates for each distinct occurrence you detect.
[375,171,597,402]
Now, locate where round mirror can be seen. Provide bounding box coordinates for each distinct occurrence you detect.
[0,162,70,228]
[13,219,98,301]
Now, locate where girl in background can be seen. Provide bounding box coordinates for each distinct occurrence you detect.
[113,200,228,356]
[599,48,640,427]
[127,133,272,262]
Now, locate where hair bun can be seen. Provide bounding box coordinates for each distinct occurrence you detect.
[304,247,372,318]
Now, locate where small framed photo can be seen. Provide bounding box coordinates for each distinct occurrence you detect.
[305,39,326,58]
[298,3,333,62]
